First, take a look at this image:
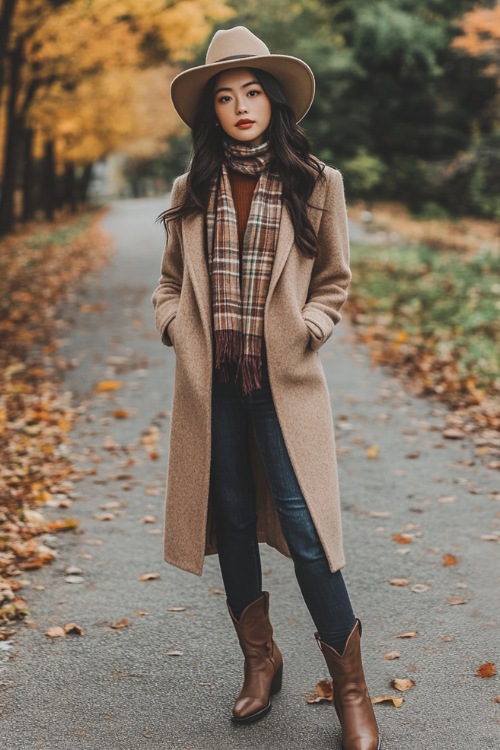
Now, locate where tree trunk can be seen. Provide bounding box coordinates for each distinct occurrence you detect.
[78,164,93,203]
[0,42,23,235]
[63,161,77,212]
[21,127,34,222]
[42,140,57,221]
[0,0,17,103]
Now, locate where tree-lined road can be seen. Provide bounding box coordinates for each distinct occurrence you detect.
[1,197,498,749]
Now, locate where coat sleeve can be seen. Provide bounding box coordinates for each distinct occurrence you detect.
[302,168,352,352]
[151,178,185,347]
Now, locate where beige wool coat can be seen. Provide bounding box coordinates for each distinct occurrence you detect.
[152,165,352,576]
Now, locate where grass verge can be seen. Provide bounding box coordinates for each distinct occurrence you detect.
[348,242,500,466]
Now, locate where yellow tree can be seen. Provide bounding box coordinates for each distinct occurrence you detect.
[0,0,232,232]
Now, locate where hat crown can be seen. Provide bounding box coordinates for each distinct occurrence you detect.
[206,26,270,65]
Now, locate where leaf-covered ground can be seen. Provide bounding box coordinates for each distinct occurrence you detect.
[347,242,500,468]
[0,213,112,636]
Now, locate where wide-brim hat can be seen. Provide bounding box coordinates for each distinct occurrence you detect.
[170,26,315,128]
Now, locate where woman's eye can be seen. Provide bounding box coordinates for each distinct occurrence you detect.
[217,95,231,103]
[248,89,260,97]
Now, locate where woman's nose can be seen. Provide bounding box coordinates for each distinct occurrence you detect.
[236,98,248,114]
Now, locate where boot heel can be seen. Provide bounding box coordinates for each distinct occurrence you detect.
[270,663,283,695]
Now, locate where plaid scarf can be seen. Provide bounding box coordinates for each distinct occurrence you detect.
[207,140,283,395]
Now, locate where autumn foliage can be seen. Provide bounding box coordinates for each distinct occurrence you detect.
[0,0,232,233]
[0,211,112,632]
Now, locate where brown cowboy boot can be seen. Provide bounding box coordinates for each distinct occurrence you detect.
[228,591,283,723]
[316,619,380,750]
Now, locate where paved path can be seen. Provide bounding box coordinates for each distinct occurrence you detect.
[1,198,499,749]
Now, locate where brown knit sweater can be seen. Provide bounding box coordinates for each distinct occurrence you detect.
[228,170,259,253]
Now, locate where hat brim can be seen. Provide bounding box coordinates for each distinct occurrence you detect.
[170,54,315,128]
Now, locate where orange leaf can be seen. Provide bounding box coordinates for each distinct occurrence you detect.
[476,662,496,678]
[306,678,334,703]
[113,409,130,419]
[46,518,79,532]
[392,534,413,544]
[110,618,129,629]
[95,380,123,392]
[442,554,458,567]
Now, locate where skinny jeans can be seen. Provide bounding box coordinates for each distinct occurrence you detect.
[209,344,356,652]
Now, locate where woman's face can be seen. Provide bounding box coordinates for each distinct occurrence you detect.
[213,68,272,147]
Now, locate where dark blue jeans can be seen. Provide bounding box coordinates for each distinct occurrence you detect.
[209,347,356,652]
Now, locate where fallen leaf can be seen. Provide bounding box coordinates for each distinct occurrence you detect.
[64,575,84,584]
[383,652,401,660]
[476,662,496,678]
[443,429,465,439]
[448,597,468,605]
[46,518,79,532]
[306,678,334,703]
[95,380,124,393]
[208,587,223,595]
[366,511,391,518]
[438,495,456,504]
[405,451,420,459]
[92,512,115,521]
[138,573,160,581]
[392,534,413,545]
[389,578,409,587]
[366,445,379,459]
[166,649,183,656]
[391,678,416,692]
[64,622,85,635]
[442,554,458,567]
[395,631,418,639]
[492,696,500,703]
[110,618,130,629]
[167,607,186,612]
[372,696,404,708]
[113,409,130,419]
[45,626,66,638]
[141,516,157,524]
[411,583,431,594]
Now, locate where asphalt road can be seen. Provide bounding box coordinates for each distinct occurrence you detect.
[1,197,499,750]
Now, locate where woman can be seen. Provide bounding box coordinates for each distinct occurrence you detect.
[152,26,380,750]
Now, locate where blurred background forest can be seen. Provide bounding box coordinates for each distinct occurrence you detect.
[0,0,499,233]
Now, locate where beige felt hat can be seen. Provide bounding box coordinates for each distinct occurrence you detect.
[170,26,315,128]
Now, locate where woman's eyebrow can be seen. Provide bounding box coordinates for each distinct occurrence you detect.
[214,80,260,95]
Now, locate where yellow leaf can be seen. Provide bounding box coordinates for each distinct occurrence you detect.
[95,380,123,392]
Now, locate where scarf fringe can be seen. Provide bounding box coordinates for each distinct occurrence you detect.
[214,329,243,370]
[240,355,262,396]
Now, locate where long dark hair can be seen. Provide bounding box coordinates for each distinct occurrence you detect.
[159,67,325,258]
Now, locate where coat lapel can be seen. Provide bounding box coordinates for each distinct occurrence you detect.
[266,203,295,304]
[182,212,212,342]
